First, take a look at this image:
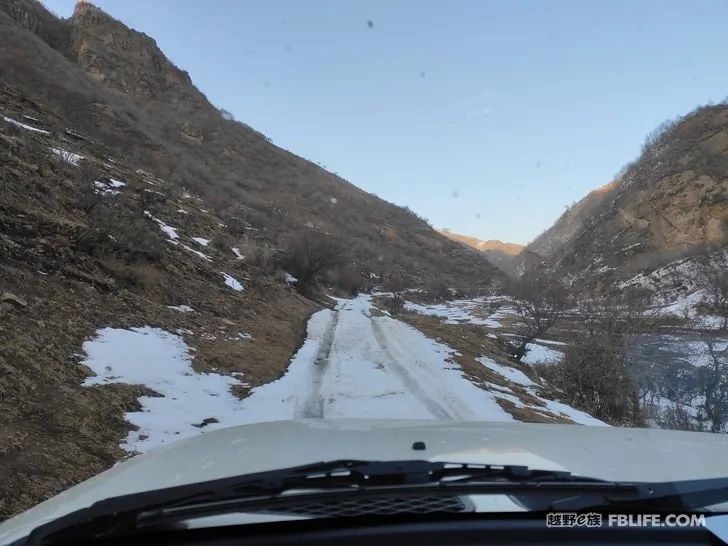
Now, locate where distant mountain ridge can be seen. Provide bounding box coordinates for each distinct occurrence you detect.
[438,229,524,254]
[438,229,523,274]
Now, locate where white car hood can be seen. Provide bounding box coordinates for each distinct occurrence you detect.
[3,419,728,543]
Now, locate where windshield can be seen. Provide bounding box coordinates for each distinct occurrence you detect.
[2,0,728,537]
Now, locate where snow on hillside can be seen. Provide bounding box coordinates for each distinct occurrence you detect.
[81,327,243,452]
[3,115,50,134]
[50,147,84,165]
[221,272,244,291]
[79,295,604,453]
[144,211,178,240]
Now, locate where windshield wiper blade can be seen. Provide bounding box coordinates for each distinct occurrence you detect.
[26,459,604,545]
[26,459,728,545]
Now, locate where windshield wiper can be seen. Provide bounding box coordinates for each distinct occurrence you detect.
[25,459,728,546]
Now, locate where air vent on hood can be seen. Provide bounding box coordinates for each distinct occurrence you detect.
[260,495,470,518]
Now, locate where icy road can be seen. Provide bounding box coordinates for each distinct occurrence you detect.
[82,294,603,453]
[243,295,513,422]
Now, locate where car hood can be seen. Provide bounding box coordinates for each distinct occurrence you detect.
[3,419,728,543]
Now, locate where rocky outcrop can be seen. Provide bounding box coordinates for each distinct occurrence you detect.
[521,104,728,292]
[68,2,207,105]
[0,0,69,49]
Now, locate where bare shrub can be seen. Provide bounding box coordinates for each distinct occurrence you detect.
[238,236,277,273]
[544,336,641,425]
[641,117,680,157]
[336,267,364,296]
[281,231,345,289]
[383,274,408,313]
[226,216,253,235]
[210,231,228,251]
[546,289,660,426]
[655,404,701,432]
[507,273,569,363]
[425,278,449,301]
[76,206,165,264]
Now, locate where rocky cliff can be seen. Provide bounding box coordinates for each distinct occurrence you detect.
[521,103,728,293]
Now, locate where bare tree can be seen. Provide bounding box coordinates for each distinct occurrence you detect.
[696,334,728,433]
[544,288,660,426]
[579,288,662,339]
[655,403,701,432]
[695,249,728,330]
[507,273,569,363]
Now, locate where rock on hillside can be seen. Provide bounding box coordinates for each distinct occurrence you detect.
[520,103,728,294]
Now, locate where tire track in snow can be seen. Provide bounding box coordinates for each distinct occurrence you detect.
[295,309,340,418]
[369,315,471,420]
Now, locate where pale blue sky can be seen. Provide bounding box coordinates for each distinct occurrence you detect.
[44,0,728,244]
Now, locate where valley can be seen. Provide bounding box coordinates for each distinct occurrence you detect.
[2,0,728,526]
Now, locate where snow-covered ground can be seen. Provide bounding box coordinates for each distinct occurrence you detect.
[477,357,603,426]
[79,295,604,453]
[82,327,242,452]
[404,297,515,328]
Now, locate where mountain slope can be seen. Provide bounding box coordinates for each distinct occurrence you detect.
[1,0,500,287]
[0,0,502,519]
[522,104,728,293]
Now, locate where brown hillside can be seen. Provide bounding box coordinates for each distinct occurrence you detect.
[0,0,501,519]
[521,104,728,292]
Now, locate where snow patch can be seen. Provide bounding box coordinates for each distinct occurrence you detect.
[81,327,245,452]
[167,305,194,313]
[50,147,84,165]
[3,115,50,134]
[93,178,125,196]
[192,237,210,247]
[221,272,244,291]
[144,211,179,241]
[522,343,564,365]
[478,357,534,386]
[180,243,212,261]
